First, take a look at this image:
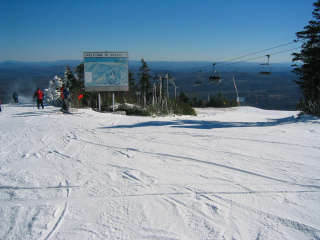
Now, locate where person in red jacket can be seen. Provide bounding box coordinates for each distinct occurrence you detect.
[33,88,44,109]
[60,85,64,100]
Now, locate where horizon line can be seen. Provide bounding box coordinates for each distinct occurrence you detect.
[0,59,293,64]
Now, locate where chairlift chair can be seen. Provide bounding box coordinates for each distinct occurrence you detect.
[259,54,271,75]
[194,70,204,87]
[209,63,221,83]
[209,75,221,83]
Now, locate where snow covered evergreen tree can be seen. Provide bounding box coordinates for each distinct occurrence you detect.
[44,75,63,105]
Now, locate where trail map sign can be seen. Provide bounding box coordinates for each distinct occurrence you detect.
[83,51,128,92]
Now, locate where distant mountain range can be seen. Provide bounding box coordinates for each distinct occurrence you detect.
[0,60,81,69]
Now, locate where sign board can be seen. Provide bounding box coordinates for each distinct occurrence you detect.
[84,51,128,92]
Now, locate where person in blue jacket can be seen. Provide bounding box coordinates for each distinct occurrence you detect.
[62,87,70,112]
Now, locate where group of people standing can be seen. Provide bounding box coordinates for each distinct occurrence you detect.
[0,86,73,113]
[33,85,70,112]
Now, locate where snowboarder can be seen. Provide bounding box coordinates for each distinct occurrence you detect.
[60,85,65,111]
[62,87,70,113]
[12,92,19,103]
[60,85,64,100]
[0,99,2,112]
[33,88,44,109]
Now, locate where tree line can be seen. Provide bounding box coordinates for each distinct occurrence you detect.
[62,59,197,115]
[293,0,320,116]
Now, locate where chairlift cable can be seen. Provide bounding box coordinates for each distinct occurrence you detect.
[214,40,300,64]
[198,40,301,71]
[220,47,300,67]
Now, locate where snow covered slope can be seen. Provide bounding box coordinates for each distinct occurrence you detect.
[0,104,319,240]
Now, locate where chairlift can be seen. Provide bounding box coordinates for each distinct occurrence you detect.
[209,75,221,82]
[194,70,204,87]
[259,54,271,75]
[209,63,221,83]
[193,80,203,86]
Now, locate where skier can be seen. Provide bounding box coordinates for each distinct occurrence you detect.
[33,88,44,109]
[0,99,2,112]
[12,92,19,103]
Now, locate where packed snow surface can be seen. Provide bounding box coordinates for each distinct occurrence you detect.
[0,104,320,240]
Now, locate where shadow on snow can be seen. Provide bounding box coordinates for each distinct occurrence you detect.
[100,115,319,130]
[11,110,60,117]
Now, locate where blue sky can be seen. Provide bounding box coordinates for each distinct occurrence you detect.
[0,0,316,62]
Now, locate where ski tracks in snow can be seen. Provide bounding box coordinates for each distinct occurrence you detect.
[43,179,70,240]
[2,106,320,239]
[67,136,320,190]
[210,194,320,240]
[57,124,320,239]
